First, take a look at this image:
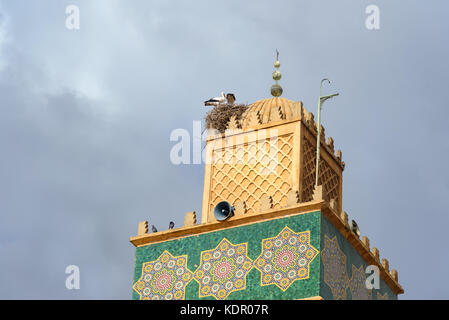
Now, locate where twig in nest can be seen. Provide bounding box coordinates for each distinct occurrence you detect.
[205,103,248,133]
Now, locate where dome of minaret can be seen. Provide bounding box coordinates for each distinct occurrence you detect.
[239,97,305,129]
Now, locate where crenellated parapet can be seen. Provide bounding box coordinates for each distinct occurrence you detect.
[220,99,345,172]
[301,108,345,170]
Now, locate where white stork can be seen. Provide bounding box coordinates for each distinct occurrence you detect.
[204,92,226,106]
[226,93,236,105]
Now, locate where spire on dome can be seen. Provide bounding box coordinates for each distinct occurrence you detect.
[270,49,283,97]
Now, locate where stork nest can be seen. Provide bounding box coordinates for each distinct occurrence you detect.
[205,103,248,133]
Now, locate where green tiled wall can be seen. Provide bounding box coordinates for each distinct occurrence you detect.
[132,210,398,300]
[132,211,322,300]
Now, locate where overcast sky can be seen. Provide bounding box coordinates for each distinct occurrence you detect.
[0,0,448,299]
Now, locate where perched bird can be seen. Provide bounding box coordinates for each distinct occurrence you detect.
[351,220,360,237]
[169,221,175,229]
[226,93,236,105]
[151,225,158,233]
[204,92,226,106]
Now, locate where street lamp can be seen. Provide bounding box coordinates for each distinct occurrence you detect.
[315,78,339,188]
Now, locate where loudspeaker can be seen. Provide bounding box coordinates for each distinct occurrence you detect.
[214,201,235,221]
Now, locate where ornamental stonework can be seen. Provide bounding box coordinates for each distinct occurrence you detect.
[209,134,294,216]
[254,226,318,291]
[194,238,253,300]
[133,250,193,300]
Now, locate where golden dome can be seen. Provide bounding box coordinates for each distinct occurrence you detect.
[240,97,304,129]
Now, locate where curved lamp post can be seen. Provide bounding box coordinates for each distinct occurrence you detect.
[315,78,339,187]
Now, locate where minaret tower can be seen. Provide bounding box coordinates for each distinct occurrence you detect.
[130,53,403,300]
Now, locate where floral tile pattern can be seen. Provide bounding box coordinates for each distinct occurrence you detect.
[193,238,253,300]
[254,226,319,291]
[133,250,193,300]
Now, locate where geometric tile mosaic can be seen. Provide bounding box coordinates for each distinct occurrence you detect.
[322,235,381,300]
[133,250,193,300]
[133,226,319,300]
[349,265,372,300]
[254,226,318,291]
[322,235,349,300]
[193,238,253,300]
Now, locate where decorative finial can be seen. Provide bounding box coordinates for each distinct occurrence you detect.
[271,49,283,97]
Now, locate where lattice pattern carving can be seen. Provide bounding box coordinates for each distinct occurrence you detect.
[301,138,340,207]
[210,134,294,215]
[301,137,318,203]
[319,156,340,204]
